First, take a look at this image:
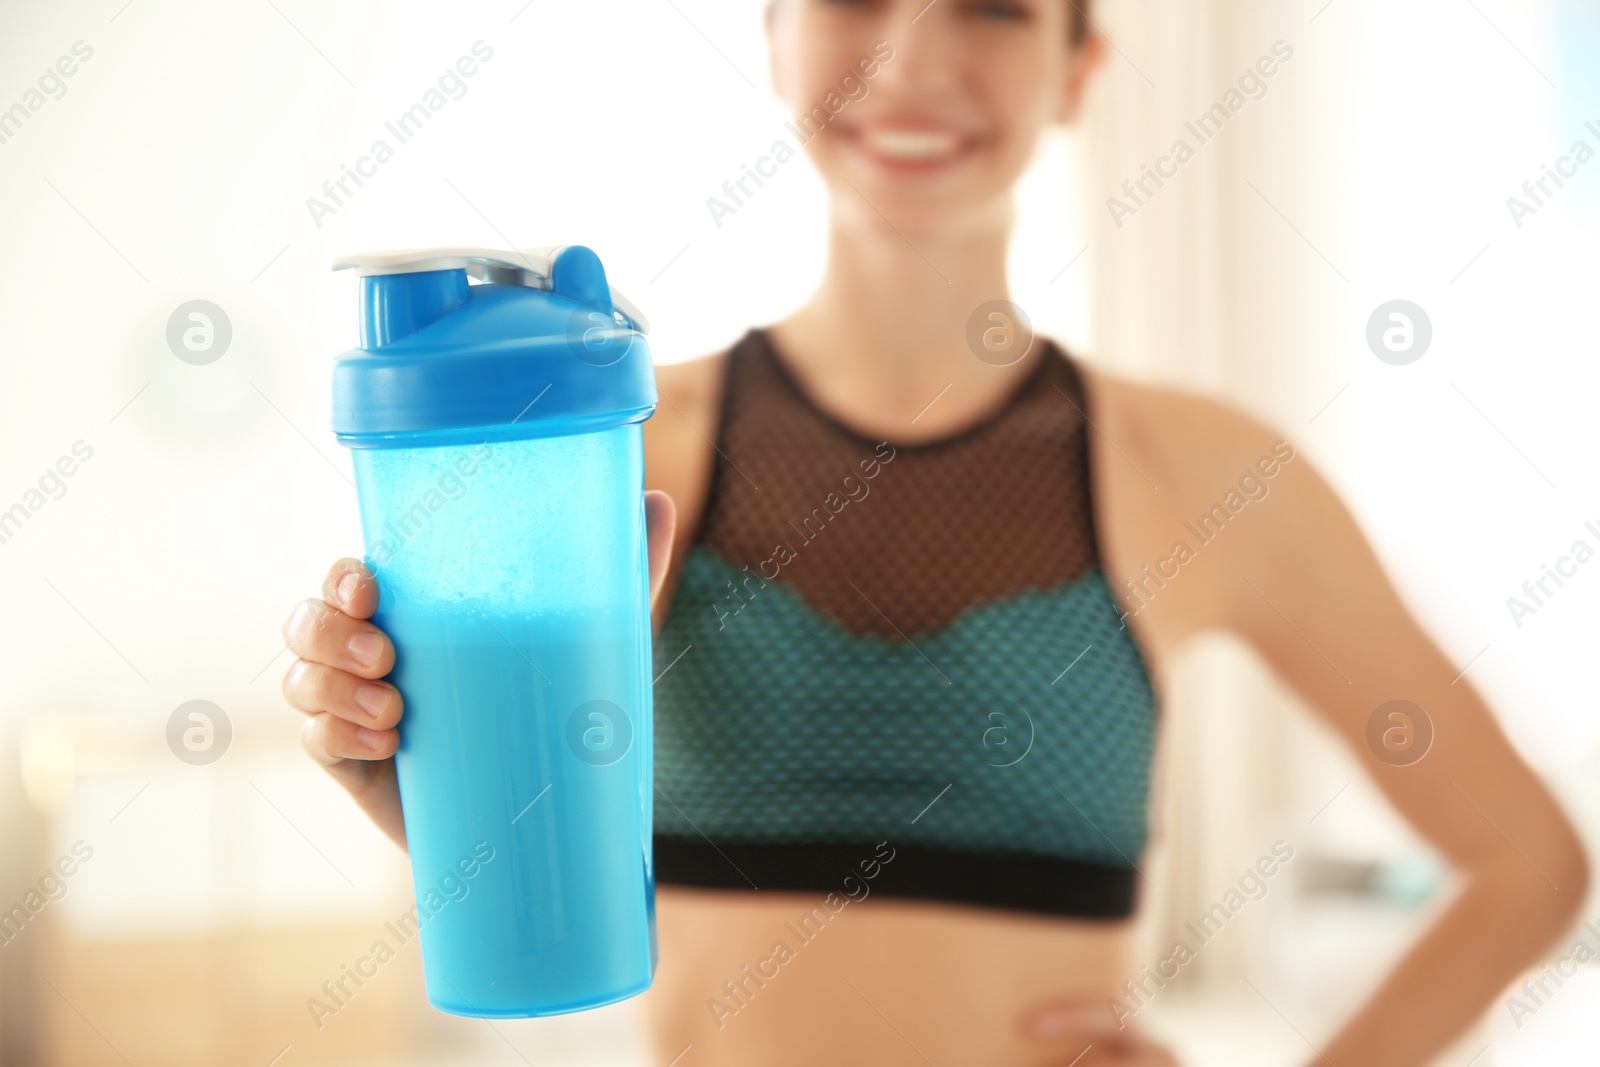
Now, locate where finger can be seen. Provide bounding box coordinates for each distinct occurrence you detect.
[282,660,403,730]
[1021,998,1123,1043]
[1020,997,1179,1065]
[1031,1029,1178,1067]
[1063,1038,1179,1067]
[282,597,395,679]
[644,489,678,607]
[321,557,380,620]
[300,710,398,764]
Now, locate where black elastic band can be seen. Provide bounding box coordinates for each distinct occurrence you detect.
[654,835,1138,920]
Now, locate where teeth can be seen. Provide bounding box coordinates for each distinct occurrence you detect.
[861,129,960,160]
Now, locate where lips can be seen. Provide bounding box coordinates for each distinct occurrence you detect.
[843,120,978,174]
[860,127,963,160]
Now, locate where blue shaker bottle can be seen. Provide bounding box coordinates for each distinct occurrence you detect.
[330,246,658,1017]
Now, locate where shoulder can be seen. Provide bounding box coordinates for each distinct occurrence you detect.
[643,344,737,565]
[654,350,728,421]
[1075,361,1298,490]
[643,349,728,472]
[1071,359,1333,650]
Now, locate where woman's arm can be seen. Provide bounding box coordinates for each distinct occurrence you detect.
[279,355,721,851]
[1085,370,1590,1067]
[641,353,725,630]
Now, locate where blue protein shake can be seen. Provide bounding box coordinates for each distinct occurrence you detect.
[331,246,658,1017]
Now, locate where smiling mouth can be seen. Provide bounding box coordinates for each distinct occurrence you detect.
[846,124,976,171]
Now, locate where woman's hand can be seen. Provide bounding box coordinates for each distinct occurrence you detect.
[1020,998,1180,1066]
[280,489,678,851]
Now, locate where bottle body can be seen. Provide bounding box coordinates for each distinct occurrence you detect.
[351,423,656,1017]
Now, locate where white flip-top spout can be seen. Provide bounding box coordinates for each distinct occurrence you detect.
[331,245,650,335]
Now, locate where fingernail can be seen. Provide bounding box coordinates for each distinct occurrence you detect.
[348,631,382,668]
[356,727,384,752]
[337,572,360,607]
[354,683,389,717]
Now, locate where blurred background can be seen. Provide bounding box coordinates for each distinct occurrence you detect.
[0,0,1596,1064]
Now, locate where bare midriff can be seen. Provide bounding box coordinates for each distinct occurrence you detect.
[641,885,1135,1067]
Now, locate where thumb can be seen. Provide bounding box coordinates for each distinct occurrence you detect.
[644,489,678,608]
[1020,997,1122,1043]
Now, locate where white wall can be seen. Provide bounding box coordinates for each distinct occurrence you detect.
[1,1,1597,1062]
[0,0,1092,732]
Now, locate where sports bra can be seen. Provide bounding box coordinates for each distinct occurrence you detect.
[651,328,1158,919]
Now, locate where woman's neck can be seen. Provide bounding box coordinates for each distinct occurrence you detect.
[769,205,1040,444]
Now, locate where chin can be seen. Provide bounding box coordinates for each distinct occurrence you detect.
[825,168,1013,244]
[814,135,1021,242]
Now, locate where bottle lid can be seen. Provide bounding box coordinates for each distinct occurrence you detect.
[330,245,656,448]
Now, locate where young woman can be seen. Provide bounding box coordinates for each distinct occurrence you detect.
[282,2,1589,1063]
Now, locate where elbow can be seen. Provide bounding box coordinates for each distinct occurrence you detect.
[1461,812,1591,947]
[1496,823,1591,941]
[1549,829,1592,927]
[1541,808,1591,927]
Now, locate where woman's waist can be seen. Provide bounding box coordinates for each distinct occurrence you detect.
[644,884,1136,1067]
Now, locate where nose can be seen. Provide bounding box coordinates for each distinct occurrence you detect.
[872,0,962,99]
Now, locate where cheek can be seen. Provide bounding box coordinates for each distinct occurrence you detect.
[977,70,1053,166]
[776,16,878,112]
[987,49,1059,130]
[994,50,1073,151]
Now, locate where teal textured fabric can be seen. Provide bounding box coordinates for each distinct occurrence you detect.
[654,544,1156,867]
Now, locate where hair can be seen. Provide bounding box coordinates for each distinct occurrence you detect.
[1069,1,1092,47]
[769,2,1093,47]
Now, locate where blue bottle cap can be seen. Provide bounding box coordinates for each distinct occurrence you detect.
[330,245,657,448]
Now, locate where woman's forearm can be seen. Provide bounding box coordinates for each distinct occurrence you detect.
[1316,859,1586,1067]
